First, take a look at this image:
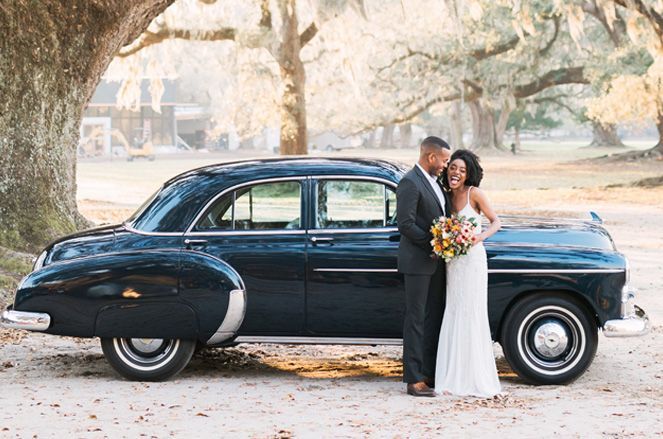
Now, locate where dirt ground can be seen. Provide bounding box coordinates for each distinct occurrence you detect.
[1,142,662,437]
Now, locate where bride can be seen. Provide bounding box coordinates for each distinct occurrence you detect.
[434,149,502,398]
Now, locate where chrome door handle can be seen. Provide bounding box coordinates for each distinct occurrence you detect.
[310,236,334,244]
[184,239,208,248]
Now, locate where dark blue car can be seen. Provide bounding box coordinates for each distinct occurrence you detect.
[1,158,649,382]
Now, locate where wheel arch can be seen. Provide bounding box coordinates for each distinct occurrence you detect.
[178,250,247,345]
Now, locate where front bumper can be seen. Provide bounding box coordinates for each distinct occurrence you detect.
[603,305,650,337]
[0,307,51,332]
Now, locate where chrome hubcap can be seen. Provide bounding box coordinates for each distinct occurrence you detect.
[130,338,165,355]
[533,322,569,358]
[520,307,582,372]
[119,338,177,365]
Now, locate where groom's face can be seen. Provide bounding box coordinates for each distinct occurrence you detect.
[428,148,451,178]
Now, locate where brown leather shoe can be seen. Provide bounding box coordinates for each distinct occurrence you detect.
[407,382,436,397]
[423,376,435,388]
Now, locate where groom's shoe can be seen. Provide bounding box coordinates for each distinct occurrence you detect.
[407,382,436,397]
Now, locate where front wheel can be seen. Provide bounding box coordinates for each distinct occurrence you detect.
[101,337,196,381]
[500,293,598,385]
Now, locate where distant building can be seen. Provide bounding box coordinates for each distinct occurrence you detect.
[80,79,211,157]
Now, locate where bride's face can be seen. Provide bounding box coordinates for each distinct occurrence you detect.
[447,158,467,189]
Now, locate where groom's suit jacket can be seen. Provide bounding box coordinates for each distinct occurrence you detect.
[396,165,450,275]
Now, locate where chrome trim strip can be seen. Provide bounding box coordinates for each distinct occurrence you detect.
[313,268,398,273]
[603,305,650,337]
[188,229,306,237]
[233,336,403,346]
[310,227,399,234]
[311,175,398,189]
[487,269,624,274]
[123,223,184,237]
[186,176,307,234]
[206,289,247,345]
[1,310,51,331]
[498,214,609,223]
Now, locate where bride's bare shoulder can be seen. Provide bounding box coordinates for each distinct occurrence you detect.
[470,186,489,200]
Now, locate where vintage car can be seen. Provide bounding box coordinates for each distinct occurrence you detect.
[1,158,649,382]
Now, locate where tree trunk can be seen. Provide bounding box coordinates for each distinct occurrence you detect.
[494,106,512,149]
[588,122,625,147]
[514,126,522,151]
[380,124,395,148]
[468,100,499,150]
[276,0,307,155]
[449,101,464,149]
[0,1,172,251]
[650,113,663,156]
[238,138,255,150]
[399,123,413,148]
[365,130,377,149]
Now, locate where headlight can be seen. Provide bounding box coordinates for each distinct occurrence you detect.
[621,285,636,318]
[32,250,48,271]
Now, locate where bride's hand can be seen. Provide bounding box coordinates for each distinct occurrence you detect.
[472,234,484,244]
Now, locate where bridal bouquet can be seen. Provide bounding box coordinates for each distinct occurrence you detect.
[430,214,479,262]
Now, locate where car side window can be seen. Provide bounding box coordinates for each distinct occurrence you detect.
[316,180,397,229]
[195,181,301,231]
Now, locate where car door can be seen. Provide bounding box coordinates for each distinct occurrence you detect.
[305,176,404,338]
[183,177,308,335]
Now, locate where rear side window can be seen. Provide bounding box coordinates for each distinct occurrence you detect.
[315,180,397,229]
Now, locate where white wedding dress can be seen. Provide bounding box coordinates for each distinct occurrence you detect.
[434,187,501,398]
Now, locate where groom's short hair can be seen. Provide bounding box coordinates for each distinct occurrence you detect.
[420,136,450,151]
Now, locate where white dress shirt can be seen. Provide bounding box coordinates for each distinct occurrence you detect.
[416,163,446,216]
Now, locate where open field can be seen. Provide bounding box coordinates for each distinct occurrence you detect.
[1,141,662,437]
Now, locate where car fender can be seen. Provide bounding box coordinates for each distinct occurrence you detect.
[13,249,246,344]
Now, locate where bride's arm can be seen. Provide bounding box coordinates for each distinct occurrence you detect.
[472,188,501,244]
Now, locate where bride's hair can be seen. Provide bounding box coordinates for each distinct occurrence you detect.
[440,149,484,189]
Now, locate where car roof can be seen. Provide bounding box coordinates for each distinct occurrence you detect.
[163,157,408,187]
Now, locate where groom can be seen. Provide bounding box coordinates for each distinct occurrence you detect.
[397,136,451,397]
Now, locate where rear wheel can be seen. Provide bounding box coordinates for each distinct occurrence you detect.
[500,293,598,385]
[101,337,195,381]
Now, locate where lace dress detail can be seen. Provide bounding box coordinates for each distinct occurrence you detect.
[434,186,501,397]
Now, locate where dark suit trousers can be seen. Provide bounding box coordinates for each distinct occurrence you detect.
[402,262,446,384]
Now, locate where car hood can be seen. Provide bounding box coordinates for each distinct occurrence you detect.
[488,215,616,250]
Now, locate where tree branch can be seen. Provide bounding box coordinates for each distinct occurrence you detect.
[300,22,318,47]
[117,27,236,57]
[383,66,588,126]
[582,1,626,47]
[539,14,561,55]
[514,67,589,98]
[469,35,520,60]
[530,95,582,118]
[613,0,663,43]
[259,0,272,28]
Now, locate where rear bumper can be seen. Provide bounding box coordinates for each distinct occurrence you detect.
[603,305,650,337]
[0,307,51,332]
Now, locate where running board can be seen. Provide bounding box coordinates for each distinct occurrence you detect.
[233,336,403,346]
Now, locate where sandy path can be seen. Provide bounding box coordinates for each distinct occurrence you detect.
[1,150,662,437]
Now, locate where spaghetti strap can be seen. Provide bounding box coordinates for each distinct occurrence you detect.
[467,186,473,205]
